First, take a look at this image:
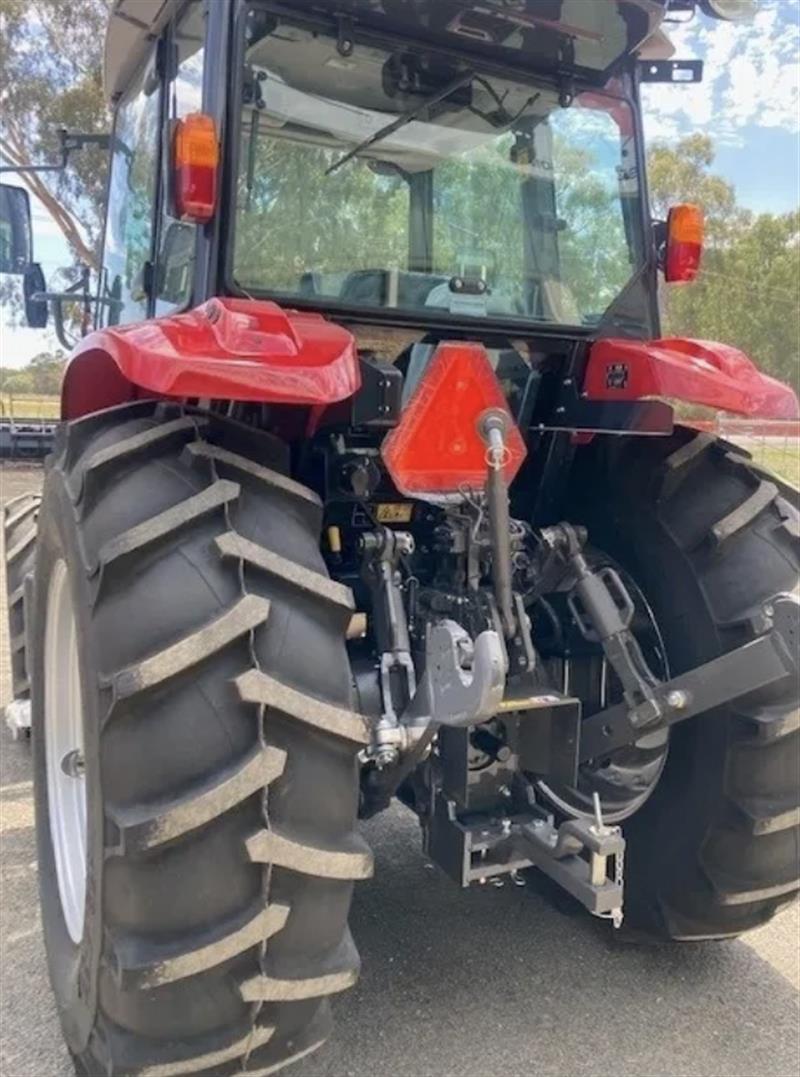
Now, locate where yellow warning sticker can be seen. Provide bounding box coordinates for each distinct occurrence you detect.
[375,502,413,523]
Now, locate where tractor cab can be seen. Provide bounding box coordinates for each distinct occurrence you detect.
[96,0,669,339]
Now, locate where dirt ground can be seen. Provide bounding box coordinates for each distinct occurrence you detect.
[1,461,798,1077]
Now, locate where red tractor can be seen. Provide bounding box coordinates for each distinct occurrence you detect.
[1,1,798,1074]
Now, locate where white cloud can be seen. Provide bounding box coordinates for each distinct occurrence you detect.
[643,0,800,147]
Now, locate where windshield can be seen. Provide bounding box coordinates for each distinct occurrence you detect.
[231,9,647,329]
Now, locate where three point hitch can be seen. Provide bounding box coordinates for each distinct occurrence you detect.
[357,426,799,928]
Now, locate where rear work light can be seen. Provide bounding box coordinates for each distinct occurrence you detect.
[665,203,704,283]
[381,342,527,499]
[172,112,219,223]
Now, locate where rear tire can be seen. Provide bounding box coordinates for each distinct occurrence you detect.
[574,428,800,941]
[31,401,371,1075]
[4,490,41,699]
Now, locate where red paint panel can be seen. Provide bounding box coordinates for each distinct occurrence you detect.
[61,349,139,418]
[585,338,799,420]
[63,298,361,419]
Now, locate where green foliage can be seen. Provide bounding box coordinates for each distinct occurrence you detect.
[0,0,111,266]
[649,135,800,384]
[648,134,739,239]
[0,350,65,394]
[552,134,632,318]
[235,136,410,290]
[234,104,635,324]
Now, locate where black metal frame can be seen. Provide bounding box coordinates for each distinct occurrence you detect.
[255,0,670,91]
[0,130,111,177]
[579,606,798,762]
[423,596,798,894]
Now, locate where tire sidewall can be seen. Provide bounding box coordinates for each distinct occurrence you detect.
[573,433,799,936]
[32,465,103,1052]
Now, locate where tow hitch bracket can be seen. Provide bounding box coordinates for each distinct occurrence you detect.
[512,805,625,927]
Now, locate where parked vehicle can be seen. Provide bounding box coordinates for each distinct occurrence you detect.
[2,1,797,1074]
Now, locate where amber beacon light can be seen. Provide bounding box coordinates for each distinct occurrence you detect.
[173,112,219,223]
[664,203,704,284]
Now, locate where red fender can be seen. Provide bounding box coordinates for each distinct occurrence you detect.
[62,297,361,420]
[584,338,799,420]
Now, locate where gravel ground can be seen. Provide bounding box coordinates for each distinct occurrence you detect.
[1,462,798,1077]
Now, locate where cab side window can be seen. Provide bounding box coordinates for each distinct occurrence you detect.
[155,0,207,315]
[102,57,161,325]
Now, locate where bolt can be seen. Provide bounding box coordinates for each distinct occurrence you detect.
[490,876,505,888]
[501,818,512,836]
[60,749,85,779]
[499,785,512,799]
[667,689,689,710]
[765,604,775,617]
[373,746,399,770]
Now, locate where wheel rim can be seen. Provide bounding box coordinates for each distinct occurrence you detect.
[44,559,87,944]
[533,560,670,824]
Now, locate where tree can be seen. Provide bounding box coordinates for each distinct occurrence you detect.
[0,0,112,269]
[647,135,800,385]
[0,349,66,395]
[648,133,741,241]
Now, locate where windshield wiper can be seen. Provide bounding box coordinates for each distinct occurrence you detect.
[325,68,475,177]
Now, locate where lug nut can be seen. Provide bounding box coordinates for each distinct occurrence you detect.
[60,750,85,779]
[667,689,689,710]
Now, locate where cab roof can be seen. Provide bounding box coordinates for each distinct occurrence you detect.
[104,0,177,100]
[104,0,674,103]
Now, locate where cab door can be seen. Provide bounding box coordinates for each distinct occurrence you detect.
[98,0,208,327]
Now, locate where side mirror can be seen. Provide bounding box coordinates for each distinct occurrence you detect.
[23,263,48,328]
[699,0,758,22]
[157,221,195,305]
[660,203,704,284]
[0,183,33,274]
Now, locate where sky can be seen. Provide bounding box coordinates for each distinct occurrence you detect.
[1,0,798,369]
[640,0,800,213]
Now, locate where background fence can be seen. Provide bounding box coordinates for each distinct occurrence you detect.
[0,394,60,420]
[0,396,798,484]
[692,418,800,486]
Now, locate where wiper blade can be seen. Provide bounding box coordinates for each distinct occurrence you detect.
[325,68,474,177]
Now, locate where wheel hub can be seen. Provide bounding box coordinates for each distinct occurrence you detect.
[533,560,670,823]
